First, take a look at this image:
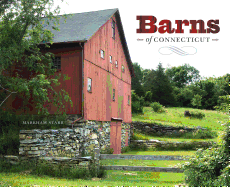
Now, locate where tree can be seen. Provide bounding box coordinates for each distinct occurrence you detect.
[0,0,72,115]
[131,91,144,114]
[144,63,175,106]
[191,94,202,108]
[166,64,200,88]
[131,62,144,97]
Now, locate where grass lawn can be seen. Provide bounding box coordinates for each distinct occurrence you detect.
[132,107,229,132]
[0,171,185,186]
[122,150,196,156]
[100,159,187,167]
[134,131,219,142]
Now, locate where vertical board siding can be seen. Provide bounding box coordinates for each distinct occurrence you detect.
[42,46,82,115]
[84,15,131,123]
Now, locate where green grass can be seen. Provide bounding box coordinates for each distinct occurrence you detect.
[0,171,185,186]
[101,159,188,167]
[122,150,196,156]
[132,107,229,132]
[134,131,219,142]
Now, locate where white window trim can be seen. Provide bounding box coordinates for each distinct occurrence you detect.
[87,78,92,92]
[115,60,118,68]
[100,50,104,59]
[109,55,112,63]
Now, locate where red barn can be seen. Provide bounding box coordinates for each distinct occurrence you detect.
[6,8,134,154]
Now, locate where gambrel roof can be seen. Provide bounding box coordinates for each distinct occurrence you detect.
[42,8,134,76]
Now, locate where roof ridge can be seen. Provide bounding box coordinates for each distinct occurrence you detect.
[55,8,118,17]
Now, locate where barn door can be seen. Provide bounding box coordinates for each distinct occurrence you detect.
[110,121,121,154]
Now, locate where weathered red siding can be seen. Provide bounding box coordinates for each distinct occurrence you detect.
[5,45,82,115]
[43,46,83,115]
[110,121,122,154]
[84,15,132,123]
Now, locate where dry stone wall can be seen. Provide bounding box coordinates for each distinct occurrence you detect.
[132,121,205,136]
[19,120,131,158]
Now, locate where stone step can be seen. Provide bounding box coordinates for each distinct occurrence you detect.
[102,165,184,173]
[100,154,190,160]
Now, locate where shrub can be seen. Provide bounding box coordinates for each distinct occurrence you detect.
[183,122,230,186]
[150,102,166,113]
[0,110,68,155]
[143,101,151,107]
[0,158,36,173]
[131,91,144,114]
[0,158,106,180]
[100,147,114,154]
[192,128,217,139]
[121,146,130,153]
[190,111,205,119]
[132,132,149,140]
[128,141,148,151]
[154,141,215,151]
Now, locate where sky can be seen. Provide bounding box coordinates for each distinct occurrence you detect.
[55,0,229,79]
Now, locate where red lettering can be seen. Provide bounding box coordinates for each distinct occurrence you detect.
[190,20,206,33]
[175,20,189,33]
[158,20,175,34]
[207,20,220,33]
[136,16,157,33]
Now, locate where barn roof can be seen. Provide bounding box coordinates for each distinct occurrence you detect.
[42,8,134,76]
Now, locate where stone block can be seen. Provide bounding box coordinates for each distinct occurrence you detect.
[28,151,41,155]
[65,147,72,151]
[24,147,31,151]
[19,134,26,140]
[20,139,40,144]
[31,147,39,151]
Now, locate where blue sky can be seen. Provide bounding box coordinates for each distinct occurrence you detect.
[55,0,229,78]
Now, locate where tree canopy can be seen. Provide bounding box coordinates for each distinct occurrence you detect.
[0,0,72,115]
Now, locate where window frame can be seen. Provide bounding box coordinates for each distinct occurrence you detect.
[52,56,61,70]
[122,65,125,72]
[87,78,92,93]
[113,89,115,101]
[100,50,105,59]
[109,55,112,63]
[112,19,115,39]
[115,60,118,68]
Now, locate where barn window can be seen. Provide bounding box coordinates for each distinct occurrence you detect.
[87,78,92,92]
[112,20,115,39]
[109,55,112,63]
[100,50,104,59]
[122,65,125,72]
[52,56,61,70]
[115,60,118,68]
[113,89,115,101]
[128,95,130,105]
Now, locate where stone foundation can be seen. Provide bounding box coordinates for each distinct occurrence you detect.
[19,118,131,158]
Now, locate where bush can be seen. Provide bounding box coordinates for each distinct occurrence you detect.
[0,110,68,155]
[131,91,144,114]
[128,141,148,151]
[100,147,114,154]
[143,101,151,107]
[150,102,166,113]
[132,132,149,140]
[32,160,106,179]
[154,141,215,151]
[0,158,36,173]
[0,158,106,179]
[190,111,205,119]
[183,122,230,186]
[191,128,217,139]
[121,146,130,153]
